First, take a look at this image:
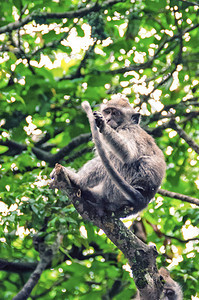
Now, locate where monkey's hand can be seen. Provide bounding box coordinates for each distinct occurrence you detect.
[93,111,105,133]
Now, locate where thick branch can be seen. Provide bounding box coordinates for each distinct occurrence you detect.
[0,259,36,273]
[0,133,91,166]
[64,147,93,164]
[49,164,163,299]
[0,139,26,155]
[74,203,163,299]
[158,188,199,206]
[52,133,91,164]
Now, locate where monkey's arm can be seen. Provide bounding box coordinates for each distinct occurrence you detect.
[81,101,147,208]
[93,111,138,162]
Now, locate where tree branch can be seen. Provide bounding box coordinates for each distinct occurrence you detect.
[60,42,97,81]
[146,220,199,243]
[31,274,70,299]
[158,188,199,206]
[52,133,91,164]
[34,129,63,147]
[0,259,37,273]
[60,59,154,81]
[162,234,199,244]
[144,98,199,124]
[31,21,76,57]
[0,0,124,34]
[169,120,199,154]
[0,13,34,34]
[177,0,199,6]
[13,249,53,300]
[59,22,199,82]
[49,163,164,299]
[64,147,93,164]
[0,133,91,166]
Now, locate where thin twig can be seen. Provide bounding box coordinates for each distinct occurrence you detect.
[169,120,199,154]
[146,220,199,243]
[158,188,199,206]
[177,0,199,6]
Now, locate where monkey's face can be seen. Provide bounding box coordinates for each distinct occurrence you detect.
[102,107,124,129]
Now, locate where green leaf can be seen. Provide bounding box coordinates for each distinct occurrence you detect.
[76,25,85,37]
[0,146,8,154]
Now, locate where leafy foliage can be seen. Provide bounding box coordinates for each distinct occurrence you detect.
[0,0,198,299]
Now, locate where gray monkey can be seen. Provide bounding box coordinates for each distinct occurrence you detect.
[134,267,183,300]
[51,94,166,216]
[159,267,183,300]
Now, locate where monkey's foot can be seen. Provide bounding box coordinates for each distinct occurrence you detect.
[49,163,71,191]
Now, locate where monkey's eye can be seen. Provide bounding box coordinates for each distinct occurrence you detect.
[165,289,175,296]
[112,109,121,117]
[103,109,111,115]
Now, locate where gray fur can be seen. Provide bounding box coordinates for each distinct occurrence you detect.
[134,267,183,300]
[52,95,166,216]
[159,267,183,300]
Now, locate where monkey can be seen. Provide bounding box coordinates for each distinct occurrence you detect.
[134,267,183,300]
[159,267,183,300]
[50,94,166,216]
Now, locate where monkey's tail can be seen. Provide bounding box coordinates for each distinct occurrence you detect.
[81,101,146,207]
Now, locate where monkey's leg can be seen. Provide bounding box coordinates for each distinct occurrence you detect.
[50,164,105,215]
[50,164,80,192]
[60,166,80,186]
[81,183,106,216]
[50,165,101,200]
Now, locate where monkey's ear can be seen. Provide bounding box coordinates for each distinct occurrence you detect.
[131,113,140,124]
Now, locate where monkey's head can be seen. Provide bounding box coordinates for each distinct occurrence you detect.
[159,268,183,300]
[100,94,140,129]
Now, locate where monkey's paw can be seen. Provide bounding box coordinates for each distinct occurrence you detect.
[93,111,105,133]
